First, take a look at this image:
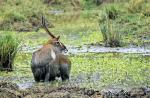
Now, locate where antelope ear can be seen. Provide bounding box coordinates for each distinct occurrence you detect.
[56,36,60,40]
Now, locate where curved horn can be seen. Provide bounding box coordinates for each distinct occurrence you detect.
[42,16,56,38]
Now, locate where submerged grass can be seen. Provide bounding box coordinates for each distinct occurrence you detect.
[71,53,150,88]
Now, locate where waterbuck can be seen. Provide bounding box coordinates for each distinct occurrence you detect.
[31,16,71,82]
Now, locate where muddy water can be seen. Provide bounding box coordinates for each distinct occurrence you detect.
[0,72,101,90]
[68,45,150,54]
[0,71,147,91]
[21,44,150,55]
[0,71,120,90]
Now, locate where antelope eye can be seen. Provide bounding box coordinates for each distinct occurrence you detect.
[56,42,60,45]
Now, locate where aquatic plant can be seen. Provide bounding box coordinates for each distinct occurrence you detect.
[0,34,19,71]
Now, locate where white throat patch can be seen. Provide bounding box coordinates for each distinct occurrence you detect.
[51,49,56,60]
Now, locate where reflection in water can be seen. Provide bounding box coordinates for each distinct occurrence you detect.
[17,82,33,89]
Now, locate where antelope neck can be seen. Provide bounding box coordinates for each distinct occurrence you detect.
[50,46,61,60]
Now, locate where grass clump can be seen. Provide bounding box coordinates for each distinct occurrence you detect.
[128,0,145,13]
[0,34,19,71]
[1,12,26,30]
[80,0,97,10]
[98,4,125,47]
[104,4,121,20]
[100,20,122,47]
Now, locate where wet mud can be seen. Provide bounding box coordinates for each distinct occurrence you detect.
[0,82,150,98]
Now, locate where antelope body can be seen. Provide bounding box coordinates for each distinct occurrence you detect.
[31,17,71,82]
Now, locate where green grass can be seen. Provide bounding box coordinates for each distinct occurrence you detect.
[1,4,149,47]
[128,0,145,13]
[98,2,150,46]
[0,0,49,31]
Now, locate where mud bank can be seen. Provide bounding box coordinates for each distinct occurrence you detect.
[0,82,150,98]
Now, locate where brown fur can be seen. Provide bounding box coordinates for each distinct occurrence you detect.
[31,40,71,82]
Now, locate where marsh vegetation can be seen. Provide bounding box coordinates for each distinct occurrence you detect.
[0,0,150,97]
